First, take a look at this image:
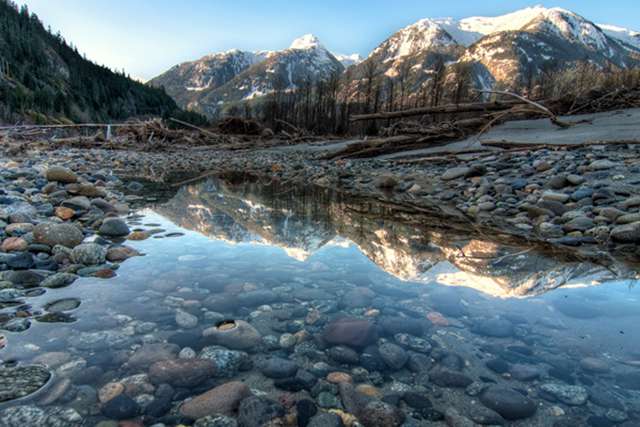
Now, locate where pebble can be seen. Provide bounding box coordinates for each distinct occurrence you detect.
[180,381,251,419]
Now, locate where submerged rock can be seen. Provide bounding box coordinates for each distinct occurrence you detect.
[202,320,262,351]
[148,358,215,387]
[0,365,51,403]
[322,317,376,348]
[180,381,251,419]
[539,383,588,405]
[480,386,537,420]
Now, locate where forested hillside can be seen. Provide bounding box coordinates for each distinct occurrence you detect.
[0,0,182,123]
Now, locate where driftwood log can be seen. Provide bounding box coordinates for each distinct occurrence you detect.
[349,100,524,122]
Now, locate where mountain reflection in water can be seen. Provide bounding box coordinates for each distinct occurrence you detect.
[153,178,631,298]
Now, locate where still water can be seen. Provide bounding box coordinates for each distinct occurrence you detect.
[1,178,639,426]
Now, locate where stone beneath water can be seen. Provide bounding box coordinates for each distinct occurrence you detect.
[180,381,251,419]
[322,317,376,348]
[202,320,262,351]
[148,358,216,388]
[480,386,537,420]
[0,365,51,403]
[539,383,588,406]
[41,273,78,289]
[237,396,285,427]
[471,318,514,338]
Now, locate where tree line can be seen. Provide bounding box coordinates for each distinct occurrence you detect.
[0,0,203,124]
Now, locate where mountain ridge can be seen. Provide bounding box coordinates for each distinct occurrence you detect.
[149,6,640,118]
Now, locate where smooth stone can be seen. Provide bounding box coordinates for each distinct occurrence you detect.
[322,317,376,348]
[41,273,78,289]
[539,383,588,405]
[99,218,130,237]
[0,365,51,403]
[237,396,285,427]
[580,357,610,374]
[259,357,298,379]
[202,320,262,351]
[610,222,640,243]
[175,309,198,329]
[101,394,140,420]
[442,167,471,181]
[429,368,473,388]
[180,381,251,419]
[148,359,215,387]
[45,166,78,183]
[378,342,408,370]
[71,243,107,266]
[33,223,83,248]
[358,400,405,427]
[126,343,179,370]
[328,346,360,365]
[198,346,250,378]
[480,386,537,420]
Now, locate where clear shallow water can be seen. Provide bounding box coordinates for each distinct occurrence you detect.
[1,178,640,426]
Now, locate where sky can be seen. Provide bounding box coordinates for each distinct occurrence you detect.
[16,0,640,82]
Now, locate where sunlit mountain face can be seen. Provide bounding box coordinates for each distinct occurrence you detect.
[152,178,629,298]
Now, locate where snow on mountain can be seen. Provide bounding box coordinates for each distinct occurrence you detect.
[334,53,363,67]
[599,24,640,51]
[371,18,458,62]
[289,34,323,50]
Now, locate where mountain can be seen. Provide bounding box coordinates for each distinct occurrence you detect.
[345,6,639,102]
[150,34,344,117]
[334,53,363,68]
[148,49,264,111]
[599,24,640,51]
[0,1,182,123]
[151,6,640,118]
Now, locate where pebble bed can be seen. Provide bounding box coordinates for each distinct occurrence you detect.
[0,144,639,427]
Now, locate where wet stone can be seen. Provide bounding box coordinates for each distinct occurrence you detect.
[180,381,251,419]
[259,357,298,379]
[540,383,588,405]
[429,368,473,388]
[101,394,140,420]
[0,365,51,403]
[198,346,250,377]
[472,318,514,338]
[378,342,408,370]
[148,358,216,387]
[480,386,537,420]
[237,396,285,427]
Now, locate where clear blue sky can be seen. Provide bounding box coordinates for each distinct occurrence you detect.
[17,1,640,81]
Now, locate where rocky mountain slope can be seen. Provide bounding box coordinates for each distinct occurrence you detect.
[346,6,640,101]
[150,35,346,116]
[151,6,640,117]
[0,1,181,123]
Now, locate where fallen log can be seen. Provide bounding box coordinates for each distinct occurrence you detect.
[349,100,523,122]
[169,118,219,139]
[481,139,640,150]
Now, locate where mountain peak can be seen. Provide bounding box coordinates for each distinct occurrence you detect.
[290,34,323,50]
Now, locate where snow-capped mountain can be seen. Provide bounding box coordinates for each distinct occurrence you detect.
[151,6,640,116]
[334,53,363,68]
[599,24,640,51]
[149,49,262,109]
[151,34,343,116]
[344,5,639,102]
